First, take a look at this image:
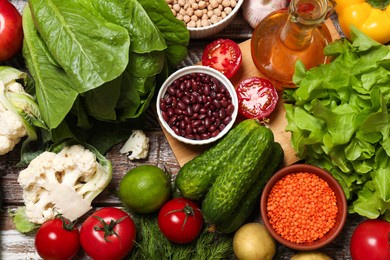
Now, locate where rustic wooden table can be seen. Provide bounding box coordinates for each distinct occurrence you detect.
[1,1,365,259]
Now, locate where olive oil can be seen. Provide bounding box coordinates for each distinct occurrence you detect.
[251,0,335,89]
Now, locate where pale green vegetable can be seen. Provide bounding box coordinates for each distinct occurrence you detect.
[284,26,390,221]
[291,251,332,260]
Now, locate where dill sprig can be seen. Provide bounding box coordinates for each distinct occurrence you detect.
[128,215,233,260]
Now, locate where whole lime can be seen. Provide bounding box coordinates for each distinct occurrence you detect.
[119,165,171,214]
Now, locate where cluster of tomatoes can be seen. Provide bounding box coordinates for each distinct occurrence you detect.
[201,38,279,121]
[35,198,204,260]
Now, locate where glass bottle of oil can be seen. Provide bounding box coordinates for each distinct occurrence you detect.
[251,0,335,89]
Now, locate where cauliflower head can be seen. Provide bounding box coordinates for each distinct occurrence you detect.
[17,144,112,224]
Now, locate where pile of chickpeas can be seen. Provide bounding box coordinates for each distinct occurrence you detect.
[166,0,239,28]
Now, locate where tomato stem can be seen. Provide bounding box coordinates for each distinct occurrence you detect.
[165,203,200,231]
[93,215,127,242]
[55,214,77,231]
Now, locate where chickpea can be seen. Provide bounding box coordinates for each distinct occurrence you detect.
[201,19,210,27]
[195,9,203,17]
[191,15,198,22]
[222,0,230,7]
[178,0,185,6]
[187,8,194,16]
[187,20,196,27]
[230,0,237,8]
[224,7,232,15]
[172,3,181,12]
[192,3,199,9]
[210,14,219,24]
[198,1,207,9]
[207,10,214,18]
[209,0,219,8]
[213,8,221,16]
[177,13,184,21]
[165,0,174,4]
[183,15,191,23]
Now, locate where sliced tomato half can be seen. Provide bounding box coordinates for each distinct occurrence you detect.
[201,38,242,79]
[236,77,279,119]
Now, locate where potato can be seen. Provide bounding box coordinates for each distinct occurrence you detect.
[233,222,276,260]
[291,252,332,260]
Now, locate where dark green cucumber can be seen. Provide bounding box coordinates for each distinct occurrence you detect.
[201,123,274,224]
[175,119,261,201]
[216,142,284,233]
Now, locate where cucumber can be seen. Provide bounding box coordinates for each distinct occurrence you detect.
[201,122,274,224]
[216,142,284,233]
[175,119,261,201]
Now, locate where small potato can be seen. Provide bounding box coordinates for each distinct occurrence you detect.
[291,252,332,260]
[233,223,276,260]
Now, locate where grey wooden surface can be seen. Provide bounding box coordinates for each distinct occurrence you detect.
[1,1,361,259]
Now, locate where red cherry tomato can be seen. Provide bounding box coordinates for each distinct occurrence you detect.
[202,38,242,79]
[236,77,279,119]
[80,207,136,260]
[158,198,204,244]
[350,219,390,260]
[0,0,23,61]
[35,217,80,260]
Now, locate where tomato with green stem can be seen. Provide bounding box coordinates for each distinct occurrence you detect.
[80,207,136,260]
[158,198,204,244]
[35,216,80,260]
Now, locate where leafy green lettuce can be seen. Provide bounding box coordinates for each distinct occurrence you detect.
[22,0,189,155]
[284,26,390,221]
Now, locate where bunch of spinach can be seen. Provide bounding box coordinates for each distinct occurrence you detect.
[284,26,390,221]
[22,0,189,156]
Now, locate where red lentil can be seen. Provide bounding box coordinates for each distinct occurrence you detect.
[266,172,338,244]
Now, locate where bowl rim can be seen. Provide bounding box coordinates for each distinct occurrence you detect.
[260,163,348,251]
[156,65,238,145]
[187,0,244,32]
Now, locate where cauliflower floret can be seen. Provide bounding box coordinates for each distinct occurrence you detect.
[0,80,28,155]
[119,130,149,160]
[17,144,112,224]
[0,109,27,155]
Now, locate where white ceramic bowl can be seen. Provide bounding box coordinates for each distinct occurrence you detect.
[187,0,243,39]
[156,65,238,145]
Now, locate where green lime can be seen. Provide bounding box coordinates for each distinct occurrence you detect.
[119,165,171,214]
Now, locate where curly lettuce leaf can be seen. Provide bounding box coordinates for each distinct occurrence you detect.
[285,26,390,220]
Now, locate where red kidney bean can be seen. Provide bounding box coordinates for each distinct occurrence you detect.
[211,129,220,137]
[159,72,235,141]
[226,104,235,116]
[219,108,226,119]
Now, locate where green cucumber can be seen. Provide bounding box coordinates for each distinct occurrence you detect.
[201,122,274,224]
[216,142,284,233]
[175,119,261,201]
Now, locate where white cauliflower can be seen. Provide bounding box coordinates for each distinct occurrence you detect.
[17,144,112,224]
[0,66,45,155]
[119,129,149,160]
[0,106,27,155]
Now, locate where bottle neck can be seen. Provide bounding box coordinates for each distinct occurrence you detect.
[280,0,334,50]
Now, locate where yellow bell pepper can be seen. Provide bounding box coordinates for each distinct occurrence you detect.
[335,0,390,44]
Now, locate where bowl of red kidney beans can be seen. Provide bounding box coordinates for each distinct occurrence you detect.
[156,65,238,145]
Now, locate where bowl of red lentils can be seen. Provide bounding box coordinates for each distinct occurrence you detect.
[260,164,347,251]
[156,65,238,145]
[166,0,243,39]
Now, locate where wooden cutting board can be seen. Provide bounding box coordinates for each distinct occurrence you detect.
[163,19,340,167]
